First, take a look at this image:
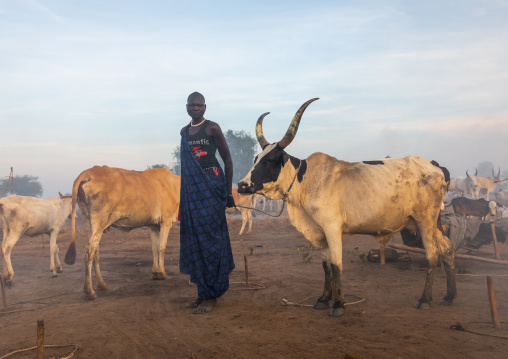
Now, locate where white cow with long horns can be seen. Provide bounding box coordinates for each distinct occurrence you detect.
[238,98,456,317]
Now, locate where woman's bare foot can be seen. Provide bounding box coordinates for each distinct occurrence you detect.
[194,298,217,314]
[185,297,203,308]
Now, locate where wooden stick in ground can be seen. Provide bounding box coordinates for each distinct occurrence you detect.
[0,274,7,311]
[487,276,501,329]
[380,242,386,265]
[389,243,508,266]
[460,246,493,255]
[491,222,501,260]
[37,319,44,359]
[244,254,249,286]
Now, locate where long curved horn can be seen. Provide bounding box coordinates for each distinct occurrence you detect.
[475,168,478,176]
[278,98,319,149]
[497,167,501,178]
[466,170,470,178]
[256,112,271,149]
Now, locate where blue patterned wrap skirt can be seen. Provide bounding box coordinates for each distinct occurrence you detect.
[179,132,235,299]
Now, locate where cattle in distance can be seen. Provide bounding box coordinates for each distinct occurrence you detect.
[228,187,256,235]
[445,197,501,221]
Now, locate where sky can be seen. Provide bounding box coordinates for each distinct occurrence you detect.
[1,0,507,198]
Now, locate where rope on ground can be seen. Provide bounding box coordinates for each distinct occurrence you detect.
[0,301,51,315]
[450,321,508,340]
[229,281,266,290]
[0,344,79,359]
[0,290,71,316]
[457,273,508,277]
[280,294,365,307]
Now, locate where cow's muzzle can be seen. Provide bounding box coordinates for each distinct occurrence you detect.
[238,182,255,194]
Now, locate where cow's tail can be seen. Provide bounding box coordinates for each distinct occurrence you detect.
[443,200,453,208]
[65,171,89,265]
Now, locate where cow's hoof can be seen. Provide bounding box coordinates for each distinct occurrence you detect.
[313,299,330,310]
[439,298,453,306]
[84,292,97,300]
[328,307,346,317]
[96,284,107,291]
[56,267,63,273]
[5,279,12,288]
[152,272,167,280]
[414,302,431,310]
[51,273,58,278]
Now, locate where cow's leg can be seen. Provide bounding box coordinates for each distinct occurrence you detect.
[414,222,439,310]
[247,210,253,234]
[324,228,345,317]
[239,210,247,235]
[151,224,170,280]
[436,232,456,306]
[1,232,19,287]
[84,231,104,300]
[149,227,160,275]
[376,235,393,265]
[93,247,107,291]
[150,228,164,279]
[313,249,332,310]
[48,230,62,277]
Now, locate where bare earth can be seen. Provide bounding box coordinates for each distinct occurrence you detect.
[1,212,508,359]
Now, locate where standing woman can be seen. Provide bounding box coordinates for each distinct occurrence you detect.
[179,92,236,314]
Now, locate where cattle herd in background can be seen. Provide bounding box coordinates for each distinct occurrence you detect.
[445,167,507,218]
[0,97,506,318]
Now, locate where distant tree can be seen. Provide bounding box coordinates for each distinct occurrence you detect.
[168,146,181,175]
[223,130,258,184]
[147,164,168,169]
[476,161,495,177]
[0,175,43,197]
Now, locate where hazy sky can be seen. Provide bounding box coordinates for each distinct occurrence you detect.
[1,0,507,198]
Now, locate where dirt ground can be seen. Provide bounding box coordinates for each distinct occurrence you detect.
[1,211,508,359]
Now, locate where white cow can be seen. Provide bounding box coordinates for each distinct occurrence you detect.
[256,195,282,213]
[455,170,479,198]
[0,194,72,286]
[476,168,502,200]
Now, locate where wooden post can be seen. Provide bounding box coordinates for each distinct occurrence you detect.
[487,276,501,329]
[491,222,501,260]
[389,243,508,266]
[37,319,45,359]
[244,254,249,286]
[0,274,7,311]
[380,242,386,265]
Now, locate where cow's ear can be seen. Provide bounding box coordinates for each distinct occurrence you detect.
[59,192,64,199]
[280,152,289,167]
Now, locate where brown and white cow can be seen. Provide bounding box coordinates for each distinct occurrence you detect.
[229,188,255,235]
[64,166,180,300]
[445,197,501,221]
[238,98,456,317]
[0,194,73,286]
